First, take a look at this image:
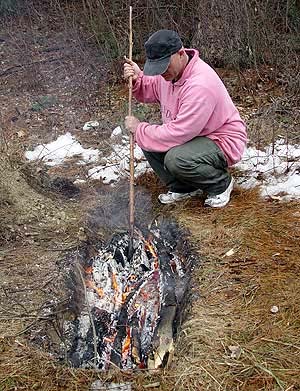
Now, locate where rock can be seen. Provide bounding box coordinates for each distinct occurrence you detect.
[270,305,279,314]
[17,130,26,138]
[228,345,242,359]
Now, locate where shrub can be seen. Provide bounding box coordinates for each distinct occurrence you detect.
[0,0,22,15]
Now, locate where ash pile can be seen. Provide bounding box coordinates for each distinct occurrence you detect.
[65,218,194,370]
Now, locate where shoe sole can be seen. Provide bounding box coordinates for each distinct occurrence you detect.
[204,178,234,208]
[158,194,191,204]
[204,200,230,208]
[158,189,203,205]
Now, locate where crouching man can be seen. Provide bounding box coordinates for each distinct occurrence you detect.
[124,30,247,207]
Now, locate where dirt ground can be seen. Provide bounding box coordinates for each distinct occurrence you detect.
[0,5,300,391]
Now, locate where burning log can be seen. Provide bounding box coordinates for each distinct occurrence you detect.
[66,218,194,370]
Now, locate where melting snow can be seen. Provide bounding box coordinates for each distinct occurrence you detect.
[236,139,300,200]
[87,135,147,185]
[110,125,123,138]
[25,129,300,200]
[25,132,99,166]
[82,121,99,131]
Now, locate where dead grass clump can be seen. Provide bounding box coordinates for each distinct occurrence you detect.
[0,338,188,391]
[135,171,166,195]
[170,187,300,390]
[0,338,100,391]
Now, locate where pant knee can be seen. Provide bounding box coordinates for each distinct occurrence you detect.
[165,148,203,178]
[164,149,181,175]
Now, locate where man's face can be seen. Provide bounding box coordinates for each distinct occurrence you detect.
[161,49,186,82]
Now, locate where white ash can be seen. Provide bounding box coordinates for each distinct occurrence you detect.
[67,227,191,370]
[91,380,132,391]
[78,314,91,339]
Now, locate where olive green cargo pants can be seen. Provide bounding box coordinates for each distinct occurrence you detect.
[142,136,231,195]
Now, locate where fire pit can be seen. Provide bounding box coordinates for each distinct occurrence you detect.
[65,218,194,370]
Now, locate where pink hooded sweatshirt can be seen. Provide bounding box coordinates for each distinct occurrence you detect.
[133,49,247,166]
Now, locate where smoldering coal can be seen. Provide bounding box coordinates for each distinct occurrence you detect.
[65,218,195,370]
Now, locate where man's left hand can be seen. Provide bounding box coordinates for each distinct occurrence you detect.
[125,115,140,134]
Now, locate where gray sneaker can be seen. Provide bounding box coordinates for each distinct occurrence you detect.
[158,189,203,204]
[204,178,234,208]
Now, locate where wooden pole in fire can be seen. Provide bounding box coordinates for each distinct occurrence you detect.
[128,5,135,256]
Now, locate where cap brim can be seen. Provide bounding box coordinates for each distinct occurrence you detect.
[143,56,170,76]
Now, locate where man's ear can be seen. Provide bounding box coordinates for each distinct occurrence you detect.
[178,49,185,56]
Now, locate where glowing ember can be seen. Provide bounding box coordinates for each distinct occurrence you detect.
[65,220,194,370]
[112,273,119,292]
[85,266,93,274]
[85,279,104,298]
[122,330,131,361]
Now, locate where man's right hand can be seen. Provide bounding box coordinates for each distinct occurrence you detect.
[123,57,141,82]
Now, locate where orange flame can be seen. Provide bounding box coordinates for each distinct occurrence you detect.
[103,336,115,344]
[111,273,119,291]
[96,287,104,297]
[85,266,93,274]
[85,279,104,298]
[122,329,131,356]
[144,240,157,258]
[144,237,159,269]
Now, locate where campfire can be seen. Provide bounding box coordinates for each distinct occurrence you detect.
[66,219,194,370]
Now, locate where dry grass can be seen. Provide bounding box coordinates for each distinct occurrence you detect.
[171,186,300,390]
[1,182,299,390]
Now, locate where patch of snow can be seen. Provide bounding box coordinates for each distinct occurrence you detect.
[25,131,299,200]
[235,139,300,200]
[88,165,120,185]
[88,141,150,184]
[25,132,99,166]
[73,179,86,184]
[110,126,122,138]
[83,121,99,131]
[261,173,300,199]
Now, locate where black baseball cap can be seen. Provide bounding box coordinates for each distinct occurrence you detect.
[144,30,183,76]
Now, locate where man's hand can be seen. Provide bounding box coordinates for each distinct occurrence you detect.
[125,115,140,134]
[124,57,141,82]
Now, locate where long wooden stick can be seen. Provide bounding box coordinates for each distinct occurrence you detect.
[128,5,135,255]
